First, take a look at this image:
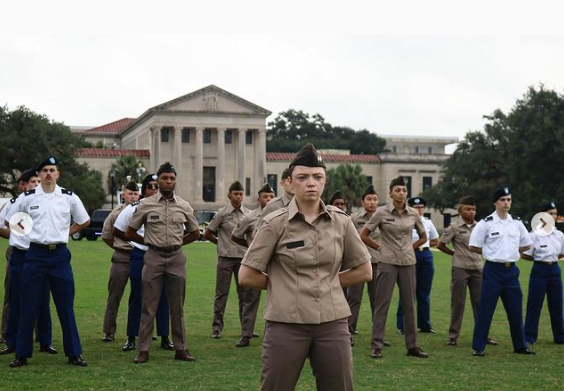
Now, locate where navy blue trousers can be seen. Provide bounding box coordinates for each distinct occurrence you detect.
[524,262,564,344]
[397,249,434,331]
[472,261,527,351]
[127,248,169,337]
[6,248,52,349]
[16,245,82,358]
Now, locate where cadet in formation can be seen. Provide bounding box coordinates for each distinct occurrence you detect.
[522,202,564,347]
[114,174,173,352]
[204,181,257,346]
[100,181,140,343]
[240,143,372,391]
[469,187,534,356]
[5,157,90,367]
[126,163,200,364]
[0,169,55,357]
[360,176,429,359]
[255,168,294,233]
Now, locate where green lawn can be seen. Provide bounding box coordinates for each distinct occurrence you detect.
[0,240,563,390]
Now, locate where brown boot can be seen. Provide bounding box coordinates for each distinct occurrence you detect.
[174,350,196,362]
[406,347,429,358]
[133,351,149,364]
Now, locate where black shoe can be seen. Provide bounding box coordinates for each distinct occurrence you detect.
[419,328,436,334]
[472,349,485,357]
[68,355,88,367]
[211,331,222,339]
[235,336,250,348]
[397,329,404,335]
[0,346,15,355]
[160,337,174,350]
[383,340,391,347]
[486,337,498,346]
[447,338,458,346]
[351,330,359,335]
[102,334,114,342]
[152,336,157,341]
[514,348,536,355]
[350,337,355,347]
[39,345,58,354]
[406,347,429,358]
[370,348,383,359]
[252,333,260,338]
[10,357,27,367]
[122,337,136,352]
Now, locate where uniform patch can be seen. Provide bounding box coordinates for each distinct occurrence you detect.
[511,214,521,220]
[286,240,305,249]
[10,197,16,204]
[30,205,39,210]
[131,201,140,206]
[484,216,493,222]
[24,189,36,196]
[61,189,73,196]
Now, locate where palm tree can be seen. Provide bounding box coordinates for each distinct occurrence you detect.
[324,164,369,213]
[108,156,146,192]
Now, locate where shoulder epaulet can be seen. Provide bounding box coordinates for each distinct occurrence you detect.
[263,207,287,222]
[9,197,17,204]
[61,189,73,196]
[131,201,140,207]
[484,216,494,222]
[24,189,35,196]
[511,215,521,221]
[326,204,348,216]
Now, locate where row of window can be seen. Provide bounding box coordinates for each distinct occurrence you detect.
[160,128,254,144]
[391,146,433,154]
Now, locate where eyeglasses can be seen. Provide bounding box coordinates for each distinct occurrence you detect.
[147,184,159,190]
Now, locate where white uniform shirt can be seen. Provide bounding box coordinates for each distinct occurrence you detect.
[411,216,439,248]
[0,198,31,250]
[469,211,532,263]
[522,229,564,263]
[114,202,148,251]
[6,185,89,245]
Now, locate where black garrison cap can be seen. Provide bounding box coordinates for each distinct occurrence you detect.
[157,162,176,177]
[329,190,345,205]
[362,185,377,199]
[389,176,406,189]
[124,181,139,192]
[458,195,476,206]
[289,143,326,168]
[258,183,275,194]
[229,181,244,192]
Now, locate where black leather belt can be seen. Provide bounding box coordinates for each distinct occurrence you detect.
[147,244,181,253]
[534,261,556,266]
[115,248,133,254]
[30,243,66,251]
[486,260,515,268]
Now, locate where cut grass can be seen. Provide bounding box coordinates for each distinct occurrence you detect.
[0,240,563,390]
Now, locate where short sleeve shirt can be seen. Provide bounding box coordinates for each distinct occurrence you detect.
[207,203,250,258]
[242,198,370,324]
[232,207,262,246]
[469,212,532,263]
[128,192,199,248]
[1,196,31,250]
[255,193,293,233]
[350,209,380,263]
[364,203,425,266]
[412,217,439,248]
[6,185,89,245]
[440,217,483,270]
[522,229,564,262]
[102,204,132,251]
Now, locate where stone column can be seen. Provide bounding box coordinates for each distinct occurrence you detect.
[217,128,226,199]
[237,128,246,184]
[148,127,154,172]
[256,128,266,191]
[174,127,182,191]
[194,127,204,202]
[151,126,161,173]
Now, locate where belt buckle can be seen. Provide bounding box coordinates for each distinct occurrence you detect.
[504,262,511,268]
[547,262,553,266]
[48,244,56,250]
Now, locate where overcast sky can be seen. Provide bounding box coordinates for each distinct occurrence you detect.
[2,35,564,144]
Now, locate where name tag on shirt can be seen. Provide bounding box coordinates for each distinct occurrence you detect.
[489,231,501,238]
[286,240,305,249]
[30,205,39,210]
[459,230,468,234]
[385,218,395,222]
[540,245,548,248]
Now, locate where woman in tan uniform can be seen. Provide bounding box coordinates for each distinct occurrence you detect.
[239,143,372,391]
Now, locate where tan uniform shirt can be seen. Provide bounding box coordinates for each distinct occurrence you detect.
[255,193,293,232]
[207,203,250,258]
[364,203,425,266]
[440,217,483,270]
[242,198,370,324]
[350,210,380,263]
[129,191,199,247]
[232,207,262,246]
[101,204,132,251]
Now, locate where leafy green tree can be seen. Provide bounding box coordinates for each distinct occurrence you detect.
[0,105,105,212]
[267,109,386,154]
[107,156,147,193]
[324,164,369,213]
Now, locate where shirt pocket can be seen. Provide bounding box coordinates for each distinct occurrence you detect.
[54,203,71,227]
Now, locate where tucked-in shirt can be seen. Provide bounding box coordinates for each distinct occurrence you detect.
[0,196,30,250]
[6,185,89,245]
[129,191,199,248]
[207,203,250,258]
[232,207,262,246]
[523,229,564,263]
[469,211,532,263]
[102,204,132,251]
[364,203,425,266]
[242,198,370,324]
[114,203,147,251]
[440,217,483,270]
[412,217,439,248]
[350,209,380,263]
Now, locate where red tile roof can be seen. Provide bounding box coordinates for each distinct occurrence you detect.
[266,152,380,163]
[86,118,136,134]
[76,148,150,158]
